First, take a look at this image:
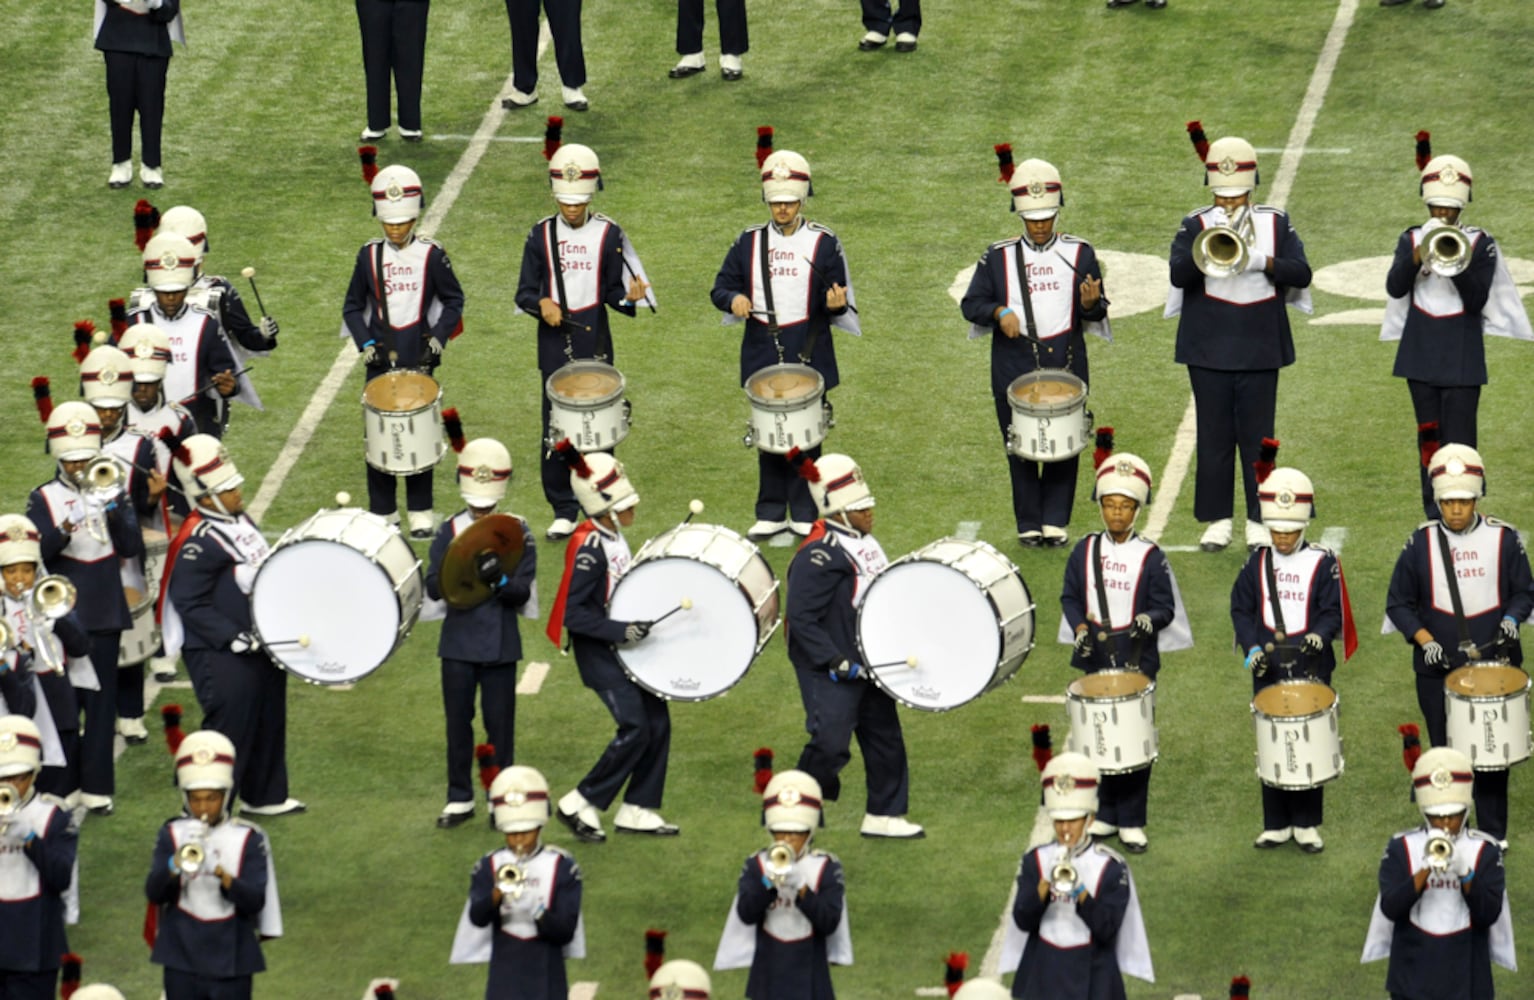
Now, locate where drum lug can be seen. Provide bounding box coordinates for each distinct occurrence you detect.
[623,399,634,425]
[742,425,755,448]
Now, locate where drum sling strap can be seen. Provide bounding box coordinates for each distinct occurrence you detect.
[549,222,583,363]
[373,241,397,367]
[1433,524,1479,660]
[1089,536,1122,671]
[1261,550,1302,674]
[758,227,786,364]
[1014,239,1077,372]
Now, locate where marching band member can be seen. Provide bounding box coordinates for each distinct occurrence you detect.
[515,137,651,540]
[961,151,1109,547]
[1362,747,1513,1000]
[356,0,431,141]
[650,959,712,998]
[1230,461,1357,853]
[715,769,851,999]
[424,437,537,829]
[0,715,79,998]
[785,452,922,839]
[669,0,748,80]
[93,0,183,189]
[451,765,586,999]
[146,730,282,998]
[154,204,282,356]
[130,233,241,438]
[999,752,1154,999]
[1058,446,1192,853]
[1385,444,1534,848]
[713,132,860,540]
[1167,126,1312,552]
[27,401,143,816]
[544,446,678,841]
[1381,137,1533,520]
[162,436,304,816]
[344,162,466,538]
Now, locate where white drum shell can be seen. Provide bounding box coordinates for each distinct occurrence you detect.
[1066,672,1158,774]
[363,371,446,475]
[250,508,422,685]
[607,524,780,701]
[119,529,169,666]
[744,363,829,455]
[857,538,1034,711]
[1251,683,1343,789]
[1006,370,1091,463]
[545,361,630,453]
[1445,664,1533,771]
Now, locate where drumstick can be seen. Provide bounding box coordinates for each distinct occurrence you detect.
[617,252,657,314]
[681,499,704,526]
[652,598,693,626]
[240,266,271,318]
[176,365,253,406]
[866,656,919,670]
[265,635,311,649]
[796,255,859,315]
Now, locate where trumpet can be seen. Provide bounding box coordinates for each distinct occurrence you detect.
[765,841,796,887]
[1422,219,1471,278]
[1425,832,1455,872]
[0,619,14,654]
[25,575,76,676]
[76,455,126,544]
[0,784,18,815]
[1192,206,1257,278]
[495,861,526,900]
[175,840,206,875]
[1050,854,1079,896]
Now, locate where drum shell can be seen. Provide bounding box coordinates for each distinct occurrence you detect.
[1444,661,1533,771]
[1251,680,1343,789]
[119,528,169,666]
[1066,670,1157,773]
[1005,369,1091,462]
[744,363,829,455]
[607,524,780,701]
[545,361,630,453]
[362,370,446,475]
[857,538,1034,711]
[250,508,423,685]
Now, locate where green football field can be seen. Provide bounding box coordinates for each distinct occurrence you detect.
[3,1,1534,996]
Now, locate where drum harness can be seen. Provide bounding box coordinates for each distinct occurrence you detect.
[1433,524,1490,665]
[1012,239,1078,374]
[372,241,400,368]
[1261,550,1304,677]
[549,221,601,366]
[758,227,788,365]
[1087,536,1126,671]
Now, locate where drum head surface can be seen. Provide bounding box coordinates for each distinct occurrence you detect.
[609,558,758,700]
[1446,663,1530,697]
[1071,670,1152,699]
[857,561,1007,710]
[1252,681,1336,717]
[363,370,439,412]
[1007,371,1086,414]
[549,365,623,402]
[746,364,822,405]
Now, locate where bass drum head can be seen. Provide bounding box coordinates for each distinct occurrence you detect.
[609,557,759,700]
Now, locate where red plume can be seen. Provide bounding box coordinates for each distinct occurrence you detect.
[31,376,52,423]
[1031,724,1053,772]
[374,987,395,999]
[358,145,380,184]
[945,952,968,997]
[1399,723,1422,773]
[1187,120,1210,161]
[786,446,820,483]
[1415,130,1433,172]
[1230,975,1251,998]
[442,407,466,453]
[753,747,774,794]
[994,143,1016,183]
[475,743,500,790]
[60,953,82,999]
[543,115,564,161]
[644,929,666,979]
[1254,437,1280,485]
[553,438,592,479]
[109,298,129,341]
[134,198,160,251]
[1093,427,1115,470]
[73,321,95,364]
[1417,422,1440,468]
[161,704,186,754]
[755,126,774,169]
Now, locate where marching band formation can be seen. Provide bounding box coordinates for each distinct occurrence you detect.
[1,116,1531,1000]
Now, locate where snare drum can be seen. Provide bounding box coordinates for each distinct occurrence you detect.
[1066,670,1157,773]
[1445,661,1532,770]
[250,508,423,685]
[363,370,445,475]
[607,524,780,700]
[546,361,629,453]
[744,363,829,455]
[1006,370,1091,462]
[119,529,168,666]
[1251,680,1343,789]
[857,538,1034,711]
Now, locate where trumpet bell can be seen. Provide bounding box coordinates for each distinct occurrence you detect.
[1423,224,1471,278]
[495,861,526,899]
[83,455,125,496]
[30,575,77,621]
[0,619,13,653]
[1425,832,1455,871]
[765,841,796,885]
[1050,857,1078,895]
[1192,206,1256,278]
[0,783,18,814]
[175,840,206,875]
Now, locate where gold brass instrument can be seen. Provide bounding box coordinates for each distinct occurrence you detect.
[765,841,796,887]
[495,861,527,900]
[1425,832,1455,872]
[25,575,76,676]
[1050,853,1079,896]
[1422,220,1472,278]
[77,455,126,544]
[1192,206,1257,278]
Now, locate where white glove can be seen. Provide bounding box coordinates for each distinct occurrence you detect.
[1501,616,1520,642]
[1244,251,1269,274]
[1421,640,1446,668]
[1073,629,1092,655]
[361,343,378,366]
[230,631,261,654]
[427,339,443,358]
[232,564,258,595]
[1208,207,1230,227]
[1449,840,1477,881]
[1302,632,1324,654]
[1131,613,1154,639]
[258,317,279,343]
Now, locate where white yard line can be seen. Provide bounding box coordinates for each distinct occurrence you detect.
[569,983,599,1000]
[516,660,551,695]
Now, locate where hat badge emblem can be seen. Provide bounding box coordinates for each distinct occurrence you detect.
[1430,766,1454,790]
[134,342,154,359]
[1055,773,1077,793]
[1276,489,1294,508]
[504,790,527,806]
[159,250,180,270]
[99,367,119,386]
[660,986,683,1000]
[1115,459,1134,477]
[777,787,801,807]
[1445,458,1467,476]
[385,182,403,201]
[473,464,495,484]
[192,746,215,765]
[1028,180,1046,197]
[562,162,583,182]
[65,418,87,437]
[772,163,793,181]
[0,733,15,751]
[1217,156,1239,176]
[1439,166,1460,185]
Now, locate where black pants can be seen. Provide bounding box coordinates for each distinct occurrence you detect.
[1186,365,1278,523]
[0,970,58,1000]
[1097,766,1150,828]
[1260,783,1323,829]
[356,0,429,132]
[103,50,168,166]
[367,464,434,517]
[676,0,748,55]
[163,967,253,1000]
[187,649,289,808]
[794,667,910,815]
[1407,379,1480,520]
[577,681,670,810]
[861,0,921,35]
[505,0,586,92]
[539,389,594,522]
[756,444,820,523]
[35,673,79,798]
[441,658,517,805]
[993,391,1080,534]
[80,630,121,797]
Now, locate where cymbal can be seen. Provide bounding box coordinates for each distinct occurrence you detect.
[441,514,526,610]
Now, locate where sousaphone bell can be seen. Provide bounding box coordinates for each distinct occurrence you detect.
[441,515,527,610]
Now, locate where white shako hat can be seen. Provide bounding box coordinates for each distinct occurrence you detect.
[143,232,198,292]
[761,150,812,204]
[371,164,424,223]
[1041,751,1100,820]
[174,434,244,500]
[561,446,639,518]
[0,514,42,568]
[489,765,551,833]
[953,980,1012,1000]
[458,438,513,507]
[1010,158,1064,220]
[1095,452,1153,507]
[1205,136,1259,196]
[80,345,134,409]
[70,987,127,1000]
[46,401,103,462]
[548,143,602,204]
[1421,154,1473,209]
[158,204,209,262]
[1258,467,1315,533]
[0,715,43,778]
[175,730,236,792]
[1413,746,1474,817]
[119,322,174,383]
[648,959,712,999]
[801,452,874,517]
[1429,443,1485,502]
[762,768,822,833]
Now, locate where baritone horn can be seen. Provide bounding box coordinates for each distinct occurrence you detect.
[495,862,526,900]
[1192,206,1256,278]
[1425,831,1455,872]
[1422,220,1471,278]
[765,841,796,886]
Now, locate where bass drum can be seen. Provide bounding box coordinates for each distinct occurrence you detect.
[856,538,1034,711]
[607,524,780,700]
[251,508,423,685]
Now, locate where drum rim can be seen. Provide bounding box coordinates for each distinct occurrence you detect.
[361,369,443,415]
[744,362,825,410]
[1444,662,1532,699]
[1006,369,1088,417]
[1068,669,1154,702]
[545,361,627,408]
[1251,680,1338,720]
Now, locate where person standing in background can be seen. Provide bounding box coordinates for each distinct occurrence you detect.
[356,0,431,142]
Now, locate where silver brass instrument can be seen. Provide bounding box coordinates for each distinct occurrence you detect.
[1050,853,1079,896]
[77,455,126,544]
[0,783,17,838]
[765,841,796,887]
[1192,206,1257,278]
[1422,220,1471,278]
[1425,831,1455,872]
[175,840,206,875]
[495,861,526,900]
[0,619,14,654]
[25,575,76,676]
